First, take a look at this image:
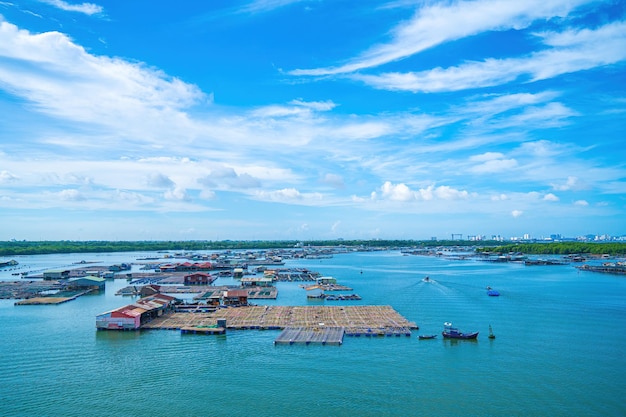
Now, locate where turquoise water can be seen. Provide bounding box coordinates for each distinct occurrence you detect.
[1,251,625,416]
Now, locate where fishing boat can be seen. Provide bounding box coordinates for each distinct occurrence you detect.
[422,276,431,282]
[486,286,500,296]
[418,334,437,340]
[442,322,478,339]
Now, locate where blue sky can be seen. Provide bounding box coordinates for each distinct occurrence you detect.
[0,0,625,241]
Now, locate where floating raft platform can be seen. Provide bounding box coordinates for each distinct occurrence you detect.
[141,305,417,335]
[181,326,225,335]
[274,326,344,345]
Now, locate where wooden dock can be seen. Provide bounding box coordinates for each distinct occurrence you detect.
[141,305,417,335]
[274,327,345,345]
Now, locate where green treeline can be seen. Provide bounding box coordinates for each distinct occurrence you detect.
[478,242,626,256]
[1,239,483,256]
[1,240,624,256]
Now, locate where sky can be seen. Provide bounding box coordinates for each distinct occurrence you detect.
[0,0,625,242]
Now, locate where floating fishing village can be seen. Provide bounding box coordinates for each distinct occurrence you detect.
[1,242,625,346]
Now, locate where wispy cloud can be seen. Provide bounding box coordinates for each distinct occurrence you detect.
[352,21,626,92]
[39,0,103,15]
[289,0,589,76]
[237,0,310,14]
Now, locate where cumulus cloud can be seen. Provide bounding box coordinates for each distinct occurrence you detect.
[147,173,175,188]
[253,188,323,203]
[58,188,84,201]
[114,189,151,204]
[543,193,559,201]
[551,176,582,191]
[511,210,523,218]
[574,200,589,206]
[491,194,508,201]
[164,187,190,201]
[371,181,471,202]
[198,167,261,189]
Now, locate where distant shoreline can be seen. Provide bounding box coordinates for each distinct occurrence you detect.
[1,240,625,256]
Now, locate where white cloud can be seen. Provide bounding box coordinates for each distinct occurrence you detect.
[0,170,18,182]
[198,167,261,189]
[320,173,344,188]
[290,0,588,76]
[511,210,523,218]
[372,181,471,202]
[147,173,175,188]
[164,187,190,201]
[289,99,337,112]
[491,194,508,201]
[40,0,103,15]
[543,193,559,201]
[574,200,589,206]
[351,20,626,92]
[57,188,84,201]
[237,0,308,14]
[469,158,517,174]
[253,188,323,203]
[551,176,582,191]
[470,152,505,162]
[0,20,207,144]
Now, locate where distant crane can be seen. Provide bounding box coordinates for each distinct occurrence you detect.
[451,233,463,240]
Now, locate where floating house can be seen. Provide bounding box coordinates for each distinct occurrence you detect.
[159,262,214,272]
[43,269,71,280]
[240,277,273,287]
[67,276,106,291]
[184,272,215,285]
[108,263,131,272]
[317,276,337,285]
[221,290,248,306]
[96,293,178,330]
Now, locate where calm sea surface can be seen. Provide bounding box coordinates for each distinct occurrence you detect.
[1,251,625,416]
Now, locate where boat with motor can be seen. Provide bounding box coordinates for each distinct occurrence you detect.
[418,334,437,340]
[486,286,500,296]
[442,322,478,339]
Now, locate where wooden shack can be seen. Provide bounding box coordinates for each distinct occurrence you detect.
[96,293,178,330]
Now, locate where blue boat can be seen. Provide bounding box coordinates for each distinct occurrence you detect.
[486,286,500,296]
[442,322,478,339]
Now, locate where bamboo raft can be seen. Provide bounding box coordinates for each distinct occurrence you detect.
[141,305,417,335]
[274,327,345,345]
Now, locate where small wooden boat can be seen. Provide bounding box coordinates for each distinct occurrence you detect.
[418,334,437,340]
[442,322,478,339]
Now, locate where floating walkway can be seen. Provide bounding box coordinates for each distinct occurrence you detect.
[274,327,345,345]
[181,326,225,335]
